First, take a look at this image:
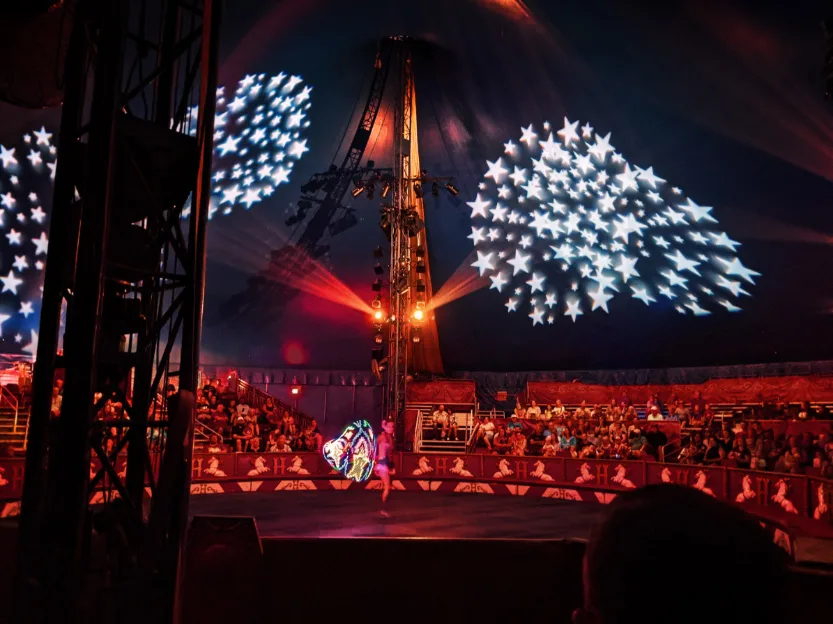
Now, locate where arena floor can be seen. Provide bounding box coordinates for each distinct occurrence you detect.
[187,490,608,540]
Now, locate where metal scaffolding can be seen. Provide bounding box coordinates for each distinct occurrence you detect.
[14,0,221,622]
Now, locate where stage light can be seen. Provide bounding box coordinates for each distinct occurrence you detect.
[416,261,426,274]
[290,385,301,396]
[372,279,382,292]
[374,262,384,275]
[381,182,391,198]
[373,310,384,321]
[374,332,384,344]
[415,248,425,259]
[416,279,426,293]
[413,182,424,198]
[469,118,758,325]
[351,185,365,197]
[412,327,422,343]
[412,308,424,321]
[445,182,459,196]
[432,182,439,197]
[374,246,384,258]
[371,295,382,309]
[415,300,425,310]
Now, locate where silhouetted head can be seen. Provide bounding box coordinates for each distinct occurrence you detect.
[575,484,788,624]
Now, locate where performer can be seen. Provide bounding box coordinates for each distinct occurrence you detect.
[375,419,395,517]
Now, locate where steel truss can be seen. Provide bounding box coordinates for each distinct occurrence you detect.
[15,0,221,622]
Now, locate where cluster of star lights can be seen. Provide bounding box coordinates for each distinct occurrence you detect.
[468,119,759,325]
[193,72,312,219]
[0,72,311,357]
[322,420,377,482]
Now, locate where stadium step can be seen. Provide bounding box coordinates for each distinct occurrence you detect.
[418,438,467,453]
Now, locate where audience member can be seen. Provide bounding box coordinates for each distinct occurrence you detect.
[576,485,788,624]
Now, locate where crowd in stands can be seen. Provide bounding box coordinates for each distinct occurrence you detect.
[195,377,321,454]
[464,393,833,477]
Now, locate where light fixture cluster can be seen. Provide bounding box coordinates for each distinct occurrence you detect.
[468,118,760,325]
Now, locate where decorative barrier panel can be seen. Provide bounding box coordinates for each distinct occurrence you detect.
[0,452,831,528]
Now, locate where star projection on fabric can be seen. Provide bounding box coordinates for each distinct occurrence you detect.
[467,118,759,325]
[188,72,312,219]
[0,128,54,356]
[0,73,312,357]
[322,420,377,482]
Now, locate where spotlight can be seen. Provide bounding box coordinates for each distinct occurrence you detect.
[373,310,384,321]
[413,308,424,321]
[372,295,382,309]
[351,185,366,197]
[415,300,425,310]
[372,279,382,292]
[432,182,439,197]
[374,246,384,258]
[416,279,426,293]
[381,182,391,198]
[413,335,421,343]
[290,385,302,396]
[412,327,422,343]
[445,182,459,196]
[416,261,426,274]
[415,248,425,259]
[374,262,384,275]
[413,182,423,198]
[374,333,384,344]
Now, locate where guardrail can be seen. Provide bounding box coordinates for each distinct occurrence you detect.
[234,377,314,431]
[0,385,19,433]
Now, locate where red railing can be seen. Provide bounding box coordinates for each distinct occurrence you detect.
[233,377,315,431]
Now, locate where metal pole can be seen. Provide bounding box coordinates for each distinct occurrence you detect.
[14,1,91,615]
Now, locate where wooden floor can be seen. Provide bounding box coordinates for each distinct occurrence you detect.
[188,490,607,540]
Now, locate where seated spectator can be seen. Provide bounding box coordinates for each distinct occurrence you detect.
[688,403,705,427]
[249,436,262,453]
[543,405,553,419]
[673,399,690,423]
[447,411,460,441]
[596,435,613,458]
[527,422,547,455]
[646,404,662,421]
[50,383,63,418]
[302,424,323,452]
[432,404,449,439]
[553,399,565,417]
[702,436,721,464]
[477,416,496,450]
[559,427,577,451]
[492,425,511,455]
[513,401,527,419]
[232,415,249,452]
[510,429,527,456]
[691,390,707,415]
[729,437,751,469]
[576,485,788,624]
[206,434,225,454]
[574,400,588,419]
[269,434,293,453]
[526,400,542,419]
[644,424,667,457]
[628,427,647,459]
[542,435,559,457]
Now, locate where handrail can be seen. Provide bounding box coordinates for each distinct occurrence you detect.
[0,385,19,433]
[413,409,423,452]
[234,377,314,431]
[194,420,223,443]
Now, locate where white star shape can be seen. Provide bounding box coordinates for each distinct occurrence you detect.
[505,298,519,312]
[468,226,487,244]
[467,194,491,219]
[507,249,532,275]
[665,249,701,275]
[635,166,665,188]
[588,286,613,313]
[240,188,261,208]
[613,255,639,283]
[0,145,17,168]
[529,308,545,326]
[1,271,23,294]
[526,273,546,293]
[12,255,28,271]
[564,299,583,322]
[6,229,21,245]
[557,117,580,145]
[490,272,509,292]
[19,301,34,318]
[32,232,48,255]
[520,124,538,147]
[631,286,656,305]
[718,257,760,284]
[485,158,509,183]
[471,251,496,276]
[216,135,240,156]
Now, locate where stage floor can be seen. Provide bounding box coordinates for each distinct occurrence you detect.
[188,490,607,540]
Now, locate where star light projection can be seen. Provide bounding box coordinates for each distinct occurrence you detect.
[0,72,312,357]
[322,420,377,482]
[189,72,312,219]
[468,118,759,325]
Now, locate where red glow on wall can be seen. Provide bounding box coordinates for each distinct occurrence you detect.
[283,341,307,366]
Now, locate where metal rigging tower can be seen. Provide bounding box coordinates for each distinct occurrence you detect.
[14,0,221,622]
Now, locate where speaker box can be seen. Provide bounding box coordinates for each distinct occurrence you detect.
[181,516,264,624]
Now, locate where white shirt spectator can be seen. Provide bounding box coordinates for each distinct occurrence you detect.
[270,443,292,452]
[433,409,448,423]
[481,420,496,436]
[526,404,542,419]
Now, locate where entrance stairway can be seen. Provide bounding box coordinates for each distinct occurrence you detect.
[413,404,474,454]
